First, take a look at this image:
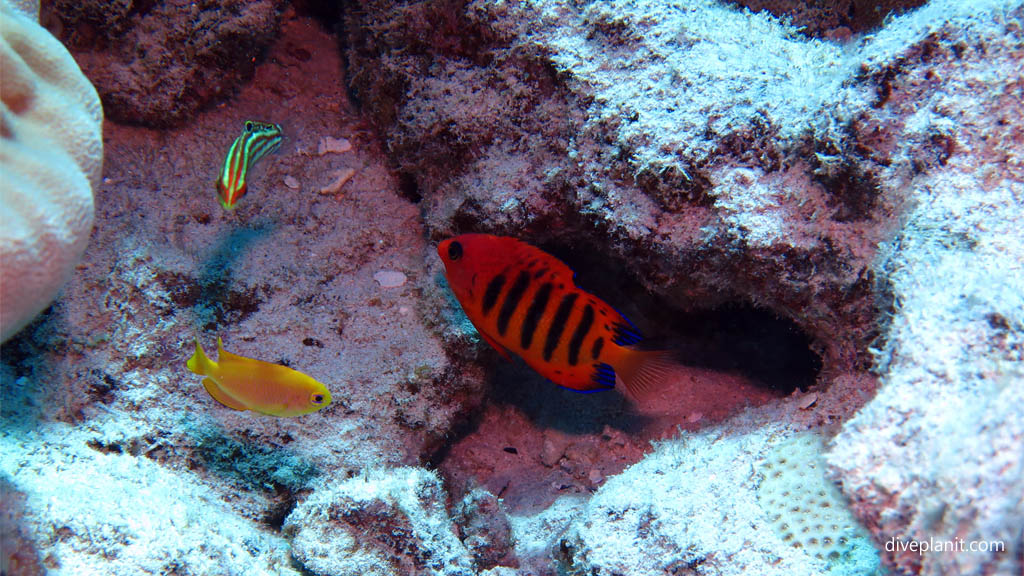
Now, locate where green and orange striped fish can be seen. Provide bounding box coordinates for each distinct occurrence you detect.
[438,234,677,397]
[216,120,283,210]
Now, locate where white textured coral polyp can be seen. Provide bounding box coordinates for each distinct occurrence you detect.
[0,0,102,341]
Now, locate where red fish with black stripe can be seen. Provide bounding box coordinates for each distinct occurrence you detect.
[438,234,675,397]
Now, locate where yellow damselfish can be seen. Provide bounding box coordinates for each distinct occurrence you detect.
[186,338,331,417]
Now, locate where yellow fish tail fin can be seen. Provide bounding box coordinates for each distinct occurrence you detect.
[187,338,216,376]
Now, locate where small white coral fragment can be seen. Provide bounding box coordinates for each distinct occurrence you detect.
[317,135,352,155]
[319,167,356,195]
[798,392,818,410]
[283,175,300,189]
[374,270,407,288]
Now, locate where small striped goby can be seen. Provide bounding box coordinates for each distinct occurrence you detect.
[216,120,283,210]
[437,234,677,397]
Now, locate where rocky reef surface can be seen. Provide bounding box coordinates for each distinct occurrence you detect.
[1,1,1021,575]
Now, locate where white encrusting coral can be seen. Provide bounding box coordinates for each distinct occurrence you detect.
[505,0,862,168]
[828,4,1024,570]
[557,424,880,576]
[0,419,300,576]
[285,467,476,576]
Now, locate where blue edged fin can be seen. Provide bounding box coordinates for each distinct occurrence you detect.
[611,319,644,347]
[547,362,616,394]
[590,362,617,389]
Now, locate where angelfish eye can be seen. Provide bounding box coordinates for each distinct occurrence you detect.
[447,241,463,261]
[311,393,324,405]
[245,121,254,132]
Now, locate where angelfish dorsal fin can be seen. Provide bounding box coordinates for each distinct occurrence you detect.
[215,337,254,365]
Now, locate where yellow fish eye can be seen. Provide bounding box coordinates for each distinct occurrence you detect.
[310,393,325,405]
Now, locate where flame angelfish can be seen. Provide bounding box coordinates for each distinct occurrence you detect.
[216,120,283,210]
[186,337,331,417]
[438,233,675,397]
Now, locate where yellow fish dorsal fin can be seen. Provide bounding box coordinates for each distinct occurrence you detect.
[216,337,255,365]
[202,378,248,411]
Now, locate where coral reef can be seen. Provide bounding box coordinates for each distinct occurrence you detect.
[1,0,1021,575]
[0,476,44,576]
[453,488,516,570]
[0,14,485,574]
[344,0,891,380]
[554,423,881,576]
[727,0,927,39]
[341,0,1023,573]
[827,3,1024,573]
[41,0,286,126]
[758,433,879,573]
[0,0,102,342]
[285,467,475,576]
[0,422,301,575]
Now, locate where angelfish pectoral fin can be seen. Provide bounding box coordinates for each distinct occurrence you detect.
[202,378,248,411]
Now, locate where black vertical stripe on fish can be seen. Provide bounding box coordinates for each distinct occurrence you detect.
[567,304,595,366]
[497,271,531,336]
[590,337,604,360]
[543,293,578,362]
[481,274,506,316]
[520,282,553,350]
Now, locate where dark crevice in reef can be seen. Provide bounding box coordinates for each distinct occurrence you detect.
[724,0,928,40]
[424,402,487,469]
[292,0,344,30]
[666,304,823,393]
[397,171,423,204]
[263,488,302,532]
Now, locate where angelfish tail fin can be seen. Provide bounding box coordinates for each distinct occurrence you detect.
[615,349,678,398]
[186,338,216,376]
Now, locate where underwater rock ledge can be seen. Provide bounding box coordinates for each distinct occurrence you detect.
[41,0,287,127]
[342,0,1024,574]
